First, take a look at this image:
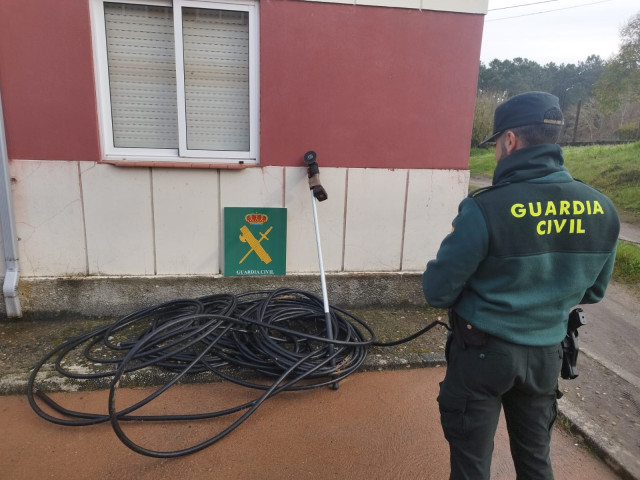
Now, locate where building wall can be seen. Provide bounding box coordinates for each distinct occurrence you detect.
[0,0,484,167]
[0,0,100,162]
[260,0,484,169]
[10,160,468,276]
[0,0,482,287]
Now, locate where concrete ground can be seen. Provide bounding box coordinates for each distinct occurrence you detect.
[0,368,622,480]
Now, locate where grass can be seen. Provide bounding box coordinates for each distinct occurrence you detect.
[470,141,640,217]
[469,147,498,177]
[613,240,640,286]
[562,142,640,216]
[469,142,640,286]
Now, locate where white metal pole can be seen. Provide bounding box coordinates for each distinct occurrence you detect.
[310,190,331,318]
[303,150,337,388]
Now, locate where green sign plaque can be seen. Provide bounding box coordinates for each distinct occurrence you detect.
[224,207,287,277]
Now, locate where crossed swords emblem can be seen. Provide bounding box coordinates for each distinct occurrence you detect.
[239,225,273,264]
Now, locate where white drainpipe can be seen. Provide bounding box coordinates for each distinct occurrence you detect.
[0,87,22,317]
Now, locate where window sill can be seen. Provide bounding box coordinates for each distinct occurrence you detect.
[99,159,256,170]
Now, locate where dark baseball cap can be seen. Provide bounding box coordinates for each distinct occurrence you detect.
[478,91,564,146]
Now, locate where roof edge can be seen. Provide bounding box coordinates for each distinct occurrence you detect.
[297,0,488,15]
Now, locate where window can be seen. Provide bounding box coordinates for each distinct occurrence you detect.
[91,0,259,165]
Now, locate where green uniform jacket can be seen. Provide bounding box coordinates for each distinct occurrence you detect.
[423,144,620,346]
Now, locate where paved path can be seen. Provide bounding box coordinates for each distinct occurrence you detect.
[619,221,640,245]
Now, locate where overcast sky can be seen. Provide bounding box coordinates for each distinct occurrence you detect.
[480,0,640,65]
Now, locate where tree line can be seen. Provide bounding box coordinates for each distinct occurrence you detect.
[473,11,640,147]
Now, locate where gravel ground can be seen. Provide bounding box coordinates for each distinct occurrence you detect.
[351,306,448,355]
[0,306,450,392]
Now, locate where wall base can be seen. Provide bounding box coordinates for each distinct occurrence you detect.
[1,273,426,321]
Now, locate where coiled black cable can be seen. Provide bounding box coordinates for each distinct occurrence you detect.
[27,287,448,458]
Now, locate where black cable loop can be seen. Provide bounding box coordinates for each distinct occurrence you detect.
[27,287,447,458]
[372,320,451,347]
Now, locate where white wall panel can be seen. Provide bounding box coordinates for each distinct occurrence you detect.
[285,167,346,272]
[220,167,284,208]
[11,160,86,276]
[152,168,220,275]
[81,163,155,275]
[402,169,469,272]
[300,0,354,5]
[298,0,488,14]
[343,168,407,271]
[422,0,487,14]
[357,0,421,9]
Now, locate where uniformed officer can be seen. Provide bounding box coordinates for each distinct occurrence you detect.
[422,91,620,479]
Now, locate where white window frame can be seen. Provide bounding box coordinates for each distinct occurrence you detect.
[90,0,259,166]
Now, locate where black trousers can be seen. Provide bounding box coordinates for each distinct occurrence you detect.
[437,324,563,480]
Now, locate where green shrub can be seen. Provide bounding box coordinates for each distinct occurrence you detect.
[614,241,640,285]
[616,121,640,141]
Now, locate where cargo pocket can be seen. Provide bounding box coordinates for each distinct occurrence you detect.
[437,388,468,442]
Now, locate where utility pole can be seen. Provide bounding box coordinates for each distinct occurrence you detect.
[572,100,582,143]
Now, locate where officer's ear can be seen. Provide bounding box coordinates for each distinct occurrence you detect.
[503,130,522,155]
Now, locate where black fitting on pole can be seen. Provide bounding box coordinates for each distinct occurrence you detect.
[303,151,328,202]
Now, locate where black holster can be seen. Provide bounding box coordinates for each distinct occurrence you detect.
[445,310,489,361]
[560,308,586,380]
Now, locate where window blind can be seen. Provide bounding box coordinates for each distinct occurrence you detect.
[104,3,178,149]
[182,8,250,151]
